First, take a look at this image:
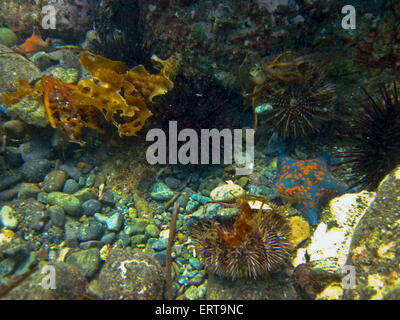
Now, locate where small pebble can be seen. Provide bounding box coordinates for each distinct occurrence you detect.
[0,205,18,229]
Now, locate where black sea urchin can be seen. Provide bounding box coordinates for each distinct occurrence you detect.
[190,202,292,279]
[337,82,400,190]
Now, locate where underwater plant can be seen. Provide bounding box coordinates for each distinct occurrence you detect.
[241,51,335,139]
[2,52,180,145]
[191,195,292,279]
[336,82,400,190]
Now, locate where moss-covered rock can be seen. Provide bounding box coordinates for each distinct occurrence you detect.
[98,248,164,300]
[344,166,400,300]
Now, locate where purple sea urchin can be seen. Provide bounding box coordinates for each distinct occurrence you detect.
[337,82,400,190]
[191,201,292,279]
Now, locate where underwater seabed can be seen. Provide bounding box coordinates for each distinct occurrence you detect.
[0,0,400,301]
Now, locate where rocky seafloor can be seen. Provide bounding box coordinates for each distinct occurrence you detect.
[0,118,400,300]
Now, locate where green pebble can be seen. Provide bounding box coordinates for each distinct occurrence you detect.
[65,248,101,278]
[150,182,175,201]
[47,192,81,217]
[145,223,160,238]
[184,285,201,300]
[73,187,96,203]
[43,170,68,193]
[0,27,18,47]
[48,205,65,227]
[85,174,96,187]
[125,218,148,236]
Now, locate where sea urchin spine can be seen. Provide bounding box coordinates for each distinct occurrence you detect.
[191,200,292,280]
[337,82,400,190]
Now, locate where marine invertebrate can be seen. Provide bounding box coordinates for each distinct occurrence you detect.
[241,51,335,138]
[2,52,180,144]
[191,196,292,279]
[270,152,346,224]
[336,82,400,190]
[91,0,144,67]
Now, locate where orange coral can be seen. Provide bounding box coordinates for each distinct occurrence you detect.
[2,52,179,144]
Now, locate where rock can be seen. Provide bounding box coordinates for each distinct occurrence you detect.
[188,258,203,270]
[58,164,81,181]
[93,173,106,187]
[100,233,116,245]
[130,234,146,246]
[236,176,249,188]
[63,178,80,194]
[64,218,80,247]
[73,187,97,203]
[98,248,164,299]
[65,248,102,278]
[21,159,51,182]
[191,203,223,221]
[0,188,18,201]
[48,205,65,227]
[2,120,26,139]
[44,65,80,84]
[210,183,244,201]
[94,212,122,232]
[206,272,296,300]
[79,240,103,250]
[0,257,17,276]
[18,182,40,199]
[47,192,81,217]
[145,223,160,238]
[289,216,310,248]
[19,140,52,162]
[78,218,104,241]
[316,282,343,300]
[292,263,342,300]
[85,174,96,187]
[0,27,18,47]
[185,200,200,213]
[184,284,206,300]
[150,182,175,201]
[151,238,168,251]
[6,96,48,127]
[0,44,41,97]
[0,172,23,191]
[176,192,190,208]
[0,205,18,229]
[164,177,181,189]
[293,191,376,272]
[191,193,212,204]
[43,170,68,193]
[81,199,102,216]
[3,262,87,299]
[189,270,206,286]
[30,51,57,71]
[343,166,400,299]
[4,147,23,167]
[125,218,148,236]
[28,209,48,231]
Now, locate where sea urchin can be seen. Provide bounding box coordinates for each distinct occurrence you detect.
[244,52,335,139]
[338,82,400,190]
[190,200,292,279]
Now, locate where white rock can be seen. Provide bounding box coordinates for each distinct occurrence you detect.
[293,191,376,271]
[0,205,18,230]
